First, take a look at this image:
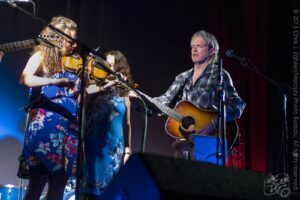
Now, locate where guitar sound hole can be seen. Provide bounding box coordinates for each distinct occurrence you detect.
[181,116,195,130]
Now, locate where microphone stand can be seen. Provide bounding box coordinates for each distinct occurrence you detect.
[216,58,226,166]
[7,2,149,199]
[231,53,293,175]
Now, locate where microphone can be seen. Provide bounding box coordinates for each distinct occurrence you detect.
[1,0,36,16]
[226,50,246,61]
[226,49,248,66]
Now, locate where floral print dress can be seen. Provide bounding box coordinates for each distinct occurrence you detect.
[82,89,126,197]
[18,70,80,178]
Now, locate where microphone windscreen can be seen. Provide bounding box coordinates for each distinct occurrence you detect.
[226,50,234,57]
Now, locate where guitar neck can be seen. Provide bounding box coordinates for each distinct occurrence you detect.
[0,39,39,53]
[138,90,183,121]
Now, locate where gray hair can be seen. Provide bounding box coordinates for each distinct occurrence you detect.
[191,30,219,63]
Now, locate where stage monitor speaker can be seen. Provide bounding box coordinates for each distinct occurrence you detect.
[101,153,283,200]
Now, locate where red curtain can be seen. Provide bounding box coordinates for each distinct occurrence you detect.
[207,0,268,171]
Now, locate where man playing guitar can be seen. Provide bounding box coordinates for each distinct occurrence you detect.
[152,30,246,161]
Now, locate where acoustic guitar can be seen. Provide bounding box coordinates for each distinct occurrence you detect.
[138,91,239,147]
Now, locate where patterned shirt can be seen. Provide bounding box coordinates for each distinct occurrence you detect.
[154,63,246,121]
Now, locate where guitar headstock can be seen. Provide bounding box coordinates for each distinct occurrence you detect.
[38,34,63,49]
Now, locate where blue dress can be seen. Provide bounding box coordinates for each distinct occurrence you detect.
[18,70,80,178]
[82,89,126,196]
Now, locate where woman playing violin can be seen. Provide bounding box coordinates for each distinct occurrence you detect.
[18,16,80,200]
[82,51,133,198]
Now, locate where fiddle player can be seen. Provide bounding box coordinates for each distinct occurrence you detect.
[82,51,133,198]
[17,16,79,200]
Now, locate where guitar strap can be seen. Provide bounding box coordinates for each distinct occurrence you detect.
[168,70,193,108]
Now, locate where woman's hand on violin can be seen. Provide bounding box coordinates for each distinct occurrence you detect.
[86,84,100,94]
[85,79,118,95]
[52,78,70,87]
[104,79,118,89]
[117,73,128,82]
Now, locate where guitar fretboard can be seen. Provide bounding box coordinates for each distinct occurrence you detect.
[0,39,38,53]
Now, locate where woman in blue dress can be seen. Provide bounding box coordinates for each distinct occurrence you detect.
[83,51,132,198]
[17,16,79,200]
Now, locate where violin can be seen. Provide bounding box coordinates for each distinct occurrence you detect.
[61,54,138,90]
[61,55,109,81]
[61,54,82,73]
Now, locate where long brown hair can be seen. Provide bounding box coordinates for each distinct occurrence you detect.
[105,51,132,82]
[105,51,133,96]
[33,16,77,76]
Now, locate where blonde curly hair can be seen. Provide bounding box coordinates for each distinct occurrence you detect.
[34,16,77,76]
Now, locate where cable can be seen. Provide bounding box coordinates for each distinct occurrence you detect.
[139,97,148,153]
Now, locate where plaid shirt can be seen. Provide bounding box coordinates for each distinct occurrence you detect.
[154,63,246,121]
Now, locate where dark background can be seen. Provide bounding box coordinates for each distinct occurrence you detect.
[0,0,298,194]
